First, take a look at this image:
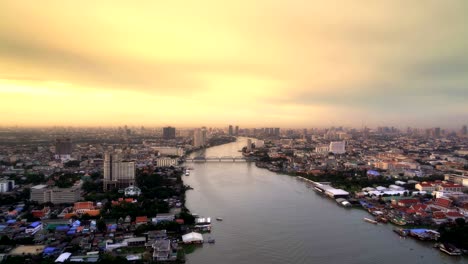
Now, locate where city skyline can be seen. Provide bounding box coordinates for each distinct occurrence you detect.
[1,1,467,128]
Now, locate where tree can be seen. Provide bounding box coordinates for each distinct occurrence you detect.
[455,218,466,227]
[97,219,107,233]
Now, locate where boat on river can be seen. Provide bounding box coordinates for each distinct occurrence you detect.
[364,218,378,224]
[438,243,462,256]
[216,217,223,221]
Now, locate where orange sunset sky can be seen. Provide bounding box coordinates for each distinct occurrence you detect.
[1,1,467,128]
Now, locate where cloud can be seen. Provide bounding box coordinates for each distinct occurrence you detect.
[0,0,467,127]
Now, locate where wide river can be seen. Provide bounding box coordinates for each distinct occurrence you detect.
[184,138,464,264]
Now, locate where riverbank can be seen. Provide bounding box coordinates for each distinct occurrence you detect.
[184,138,464,264]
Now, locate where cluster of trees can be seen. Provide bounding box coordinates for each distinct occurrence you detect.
[11,173,45,185]
[54,174,82,188]
[438,218,468,249]
[136,172,181,200]
[101,200,169,220]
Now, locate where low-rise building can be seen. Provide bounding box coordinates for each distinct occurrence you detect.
[30,184,82,204]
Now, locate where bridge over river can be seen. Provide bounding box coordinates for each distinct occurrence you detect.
[184,155,252,162]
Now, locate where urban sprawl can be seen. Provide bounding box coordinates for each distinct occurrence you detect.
[0,125,467,262]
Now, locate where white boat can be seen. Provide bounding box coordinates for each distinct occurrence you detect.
[216,217,223,221]
[364,218,378,224]
[185,171,190,176]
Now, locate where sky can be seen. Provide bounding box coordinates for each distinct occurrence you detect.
[1,0,467,128]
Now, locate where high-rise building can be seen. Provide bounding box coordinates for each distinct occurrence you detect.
[235,126,239,136]
[162,126,176,140]
[434,127,441,138]
[193,128,207,147]
[246,139,252,152]
[274,128,280,136]
[55,138,72,160]
[462,125,467,136]
[103,153,136,191]
[228,125,233,136]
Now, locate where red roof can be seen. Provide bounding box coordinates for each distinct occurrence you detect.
[74,201,94,210]
[398,199,419,205]
[446,211,463,218]
[434,198,452,208]
[135,216,148,223]
[433,211,446,219]
[411,204,427,211]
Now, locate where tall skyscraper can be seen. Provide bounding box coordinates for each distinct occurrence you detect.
[103,153,136,191]
[274,128,280,136]
[162,126,176,139]
[434,127,441,138]
[246,139,252,152]
[55,138,72,160]
[462,125,467,136]
[235,125,239,136]
[193,128,207,147]
[228,125,233,136]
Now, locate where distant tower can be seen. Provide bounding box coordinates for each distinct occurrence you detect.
[228,125,233,136]
[162,126,176,140]
[193,127,207,147]
[246,139,252,152]
[55,138,72,161]
[235,126,239,136]
[274,128,280,136]
[462,125,467,136]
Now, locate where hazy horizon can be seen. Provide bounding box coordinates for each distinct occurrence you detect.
[1,1,467,127]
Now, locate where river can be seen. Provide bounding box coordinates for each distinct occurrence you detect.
[184,138,463,264]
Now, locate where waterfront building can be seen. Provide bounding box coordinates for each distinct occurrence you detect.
[228,125,233,136]
[162,126,176,140]
[103,153,136,191]
[156,158,178,167]
[246,139,252,152]
[193,128,207,147]
[444,174,468,187]
[235,126,239,136]
[154,147,184,157]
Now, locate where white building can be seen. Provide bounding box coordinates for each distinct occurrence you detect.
[0,179,15,193]
[156,158,178,167]
[124,186,141,196]
[255,140,265,148]
[153,147,184,157]
[25,222,43,235]
[315,145,329,153]
[329,141,346,154]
